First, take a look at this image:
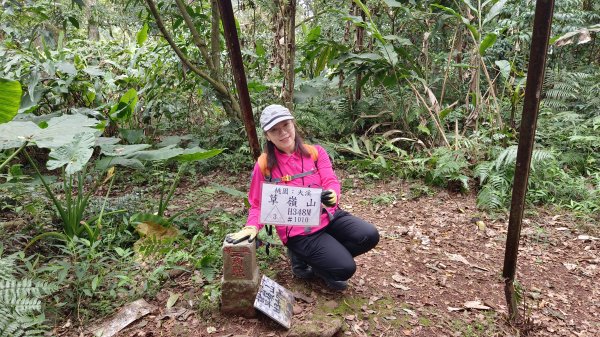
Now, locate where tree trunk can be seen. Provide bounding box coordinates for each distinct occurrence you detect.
[272,0,297,110]
[86,0,99,41]
[354,0,366,102]
[210,0,221,78]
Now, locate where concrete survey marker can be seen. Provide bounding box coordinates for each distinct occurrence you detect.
[221,238,259,317]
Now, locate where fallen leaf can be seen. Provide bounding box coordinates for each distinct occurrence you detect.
[402,308,417,317]
[206,326,217,334]
[390,282,410,290]
[447,306,464,312]
[345,314,355,321]
[445,253,470,265]
[476,220,485,231]
[166,292,180,309]
[392,273,414,283]
[464,300,492,310]
[292,291,313,304]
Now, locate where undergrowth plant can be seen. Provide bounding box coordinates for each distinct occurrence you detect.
[0,253,57,337]
[474,146,556,211]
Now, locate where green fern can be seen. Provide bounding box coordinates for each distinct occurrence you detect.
[475,145,556,210]
[0,255,55,337]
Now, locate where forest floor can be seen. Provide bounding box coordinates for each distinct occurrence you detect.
[77,171,598,337]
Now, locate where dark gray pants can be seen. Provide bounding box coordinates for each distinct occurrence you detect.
[286,209,379,282]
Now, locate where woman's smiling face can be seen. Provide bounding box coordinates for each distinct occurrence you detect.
[266,120,296,154]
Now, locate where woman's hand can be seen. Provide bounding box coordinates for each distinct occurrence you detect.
[321,189,337,207]
[225,226,258,244]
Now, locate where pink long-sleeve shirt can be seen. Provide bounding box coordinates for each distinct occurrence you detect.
[245,144,341,245]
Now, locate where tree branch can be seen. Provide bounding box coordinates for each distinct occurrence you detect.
[173,0,214,70]
[144,0,228,98]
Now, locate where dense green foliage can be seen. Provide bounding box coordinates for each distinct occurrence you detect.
[1,0,598,333]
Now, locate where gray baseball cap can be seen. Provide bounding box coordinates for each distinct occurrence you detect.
[260,104,294,131]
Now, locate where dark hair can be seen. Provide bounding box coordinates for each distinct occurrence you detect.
[265,122,310,171]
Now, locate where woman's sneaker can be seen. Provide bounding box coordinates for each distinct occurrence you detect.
[314,270,348,291]
[287,249,315,279]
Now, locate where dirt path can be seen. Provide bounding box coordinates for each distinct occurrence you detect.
[108,175,598,337]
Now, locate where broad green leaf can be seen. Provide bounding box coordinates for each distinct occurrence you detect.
[156,135,192,148]
[495,60,511,80]
[137,22,149,47]
[479,33,497,55]
[120,128,145,144]
[67,16,79,29]
[417,124,431,135]
[91,275,99,291]
[466,24,480,40]
[56,61,77,75]
[34,114,100,149]
[439,107,453,121]
[96,156,144,170]
[247,81,268,93]
[115,247,126,257]
[0,114,99,150]
[110,88,138,120]
[383,35,413,46]
[315,46,331,75]
[132,213,171,228]
[483,0,507,26]
[380,44,398,66]
[255,42,266,58]
[0,78,22,124]
[99,143,151,157]
[306,26,321,43]
[355,53,383,61]
[131,144,184,161]
[0,121,38,149]
[18,88,42,114]
[83,66,105,77]
[46,132,95,175]
[175,148,223,162]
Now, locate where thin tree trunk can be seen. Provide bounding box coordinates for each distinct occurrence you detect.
[86,0,99,41]
[210,0,221,78]
[354,0,366,102]
[272,0,297,110]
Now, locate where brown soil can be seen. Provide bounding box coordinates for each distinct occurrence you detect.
[61,172,600,337]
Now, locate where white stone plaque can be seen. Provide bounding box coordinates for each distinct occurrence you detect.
[259,183,322,227]
[253,275,294,329]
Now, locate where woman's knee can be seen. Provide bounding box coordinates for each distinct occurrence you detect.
[335,259,357,280]
[357,223,379,250]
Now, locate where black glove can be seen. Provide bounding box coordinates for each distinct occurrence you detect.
[321,189,337,207]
